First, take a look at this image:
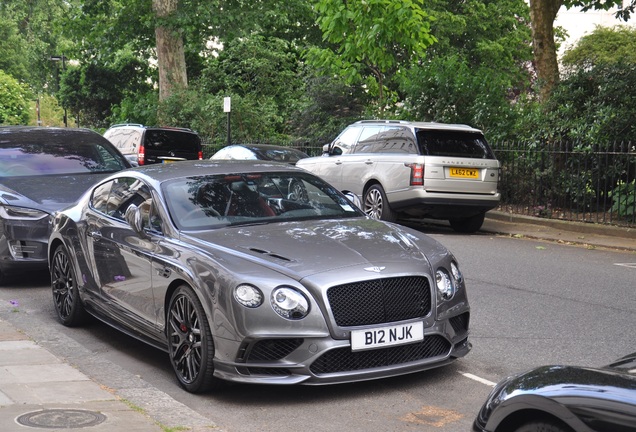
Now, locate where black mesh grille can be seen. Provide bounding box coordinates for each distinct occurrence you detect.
[449,312,470,334]
[246,338,304,361]
[327,276,431,327]
[309,335,451,375]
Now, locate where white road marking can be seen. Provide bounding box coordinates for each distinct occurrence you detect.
[614,263,636,269]
[458,371,497,387]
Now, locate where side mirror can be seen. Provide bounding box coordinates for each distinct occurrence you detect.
[124,204,148,239]
[343,192,362,209]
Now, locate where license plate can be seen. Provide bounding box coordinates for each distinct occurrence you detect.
[449,167,479,179]
[351,321,424,351]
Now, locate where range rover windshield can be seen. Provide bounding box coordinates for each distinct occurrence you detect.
[416,130,496,159]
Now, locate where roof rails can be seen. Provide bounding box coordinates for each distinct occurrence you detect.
[354,120,410,124]
[106,124,194,132]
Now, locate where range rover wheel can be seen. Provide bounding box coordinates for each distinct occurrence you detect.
[167,285,219,393]
[364,184,396,222]
[449,212,485,233]
[51,244,88,326]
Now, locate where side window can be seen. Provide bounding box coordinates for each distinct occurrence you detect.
[331,126,361,154]
[91,181,113,214]
[104,178,152,222]
[352,126,384,153]
[377,127,418,154]
[94,144,127,170]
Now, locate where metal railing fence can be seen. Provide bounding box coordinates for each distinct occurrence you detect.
[491,141,635,227]
[202,139,636,228]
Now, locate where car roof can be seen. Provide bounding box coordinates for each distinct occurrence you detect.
[125,159,308,183]
[0,126,108,143]
[352,120,483,133]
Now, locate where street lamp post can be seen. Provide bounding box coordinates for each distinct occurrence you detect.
[50,55,68,127]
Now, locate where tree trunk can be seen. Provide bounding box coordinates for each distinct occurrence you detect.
[152,0,187,101]
[528,0,562,101]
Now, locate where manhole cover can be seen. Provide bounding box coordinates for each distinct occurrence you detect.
[16,409,106,429]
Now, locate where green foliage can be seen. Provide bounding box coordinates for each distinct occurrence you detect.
[518,62,636,144]
[0,0,73,94]
[307,0,436,110]
[59,52,153,128]
[0,70,31,125]
[395,0,532,139]
[609,180,636,222]
[561,26,636,69]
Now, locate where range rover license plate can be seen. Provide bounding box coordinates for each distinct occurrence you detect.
[449,167,479,178]
[351,322,424,351]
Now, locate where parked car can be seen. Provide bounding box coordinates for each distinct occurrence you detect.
[296,120,501,232]
[103,123,203,166]
[210,144,309,164]
[473,353,636,432]
[49,160,471,393]
[0,126,132,285]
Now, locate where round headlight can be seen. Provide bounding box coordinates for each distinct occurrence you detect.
[271,287,309,320]
[435,269,455,301]
[234,284,263,308]
[450,261,463,284]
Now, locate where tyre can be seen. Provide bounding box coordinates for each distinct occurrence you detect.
[167,285,219,393]
[288,179,308,202]
[364,184,397,222]
[514,420,571,432]
[449,212,485,233]
[51,244,88,326]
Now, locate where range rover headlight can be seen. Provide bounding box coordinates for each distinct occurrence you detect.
[234,284,263,308]
[450,261,463,285]
[436,269,455,301]
[271,286,309,320]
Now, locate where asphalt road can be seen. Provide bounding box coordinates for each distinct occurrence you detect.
[1,225,635,432]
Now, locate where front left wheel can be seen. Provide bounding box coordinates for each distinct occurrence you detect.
[167,285,219,393]
[51,244,88,326]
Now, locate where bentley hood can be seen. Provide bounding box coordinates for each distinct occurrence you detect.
[185,218,450,279]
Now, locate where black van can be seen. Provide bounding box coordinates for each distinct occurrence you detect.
[103,124,203,166]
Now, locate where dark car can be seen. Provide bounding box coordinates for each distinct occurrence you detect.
[473,353,636,432]
[103,124,203,166]
[49,160,471,393]
[210,144,309,164]
[0,126,131,284]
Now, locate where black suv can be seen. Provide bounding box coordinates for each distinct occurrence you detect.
[103,124,203,166]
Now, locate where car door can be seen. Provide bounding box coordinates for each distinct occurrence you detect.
[85,177,159,333]
[339,125,385,196]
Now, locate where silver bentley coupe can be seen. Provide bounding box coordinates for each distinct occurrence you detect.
[49,160,471,393]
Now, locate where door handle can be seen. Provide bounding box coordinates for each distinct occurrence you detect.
[87,230,101,241]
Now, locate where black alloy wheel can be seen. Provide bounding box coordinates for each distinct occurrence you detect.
[167,285,218,393]
[364,184,397,222]
[51,244,88,326]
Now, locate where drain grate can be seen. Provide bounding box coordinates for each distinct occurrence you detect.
[16,409,107,429]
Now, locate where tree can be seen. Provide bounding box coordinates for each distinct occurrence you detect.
[397,0,533,139]
[0,70,31,125]
[529,0,635,100]
[153,0,188,101]
[307,0,436,111]
[561,25,636,69]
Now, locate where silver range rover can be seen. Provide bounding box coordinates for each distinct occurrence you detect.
[297,120,501,232]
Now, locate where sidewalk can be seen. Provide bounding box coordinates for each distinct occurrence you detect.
[0,318,219,432]
[0,212,633,432]
[483,211,636,253]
